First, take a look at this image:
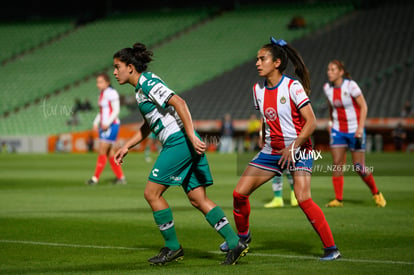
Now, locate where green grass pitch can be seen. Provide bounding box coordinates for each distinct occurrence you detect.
[0,152,413,274]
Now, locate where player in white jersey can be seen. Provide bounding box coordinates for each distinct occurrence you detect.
[86,73,125,185]
[112,42,248,265]
[220,37,341,261]
[324,60,386,208]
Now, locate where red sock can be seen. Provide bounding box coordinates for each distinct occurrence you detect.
[94,154,107,179]
[362,174,379,195]
[299,198,335,248]
[332,176,344,201]
[109,156,124,179]
[233,190,250,235]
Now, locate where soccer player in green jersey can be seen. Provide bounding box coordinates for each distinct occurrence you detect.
[113,42,248,265]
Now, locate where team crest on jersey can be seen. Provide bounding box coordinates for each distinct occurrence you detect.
[280,96,286,104]
[135,89,149,104]
[265,107,277,121]
[333,99,343,107]
[343,90,348,97]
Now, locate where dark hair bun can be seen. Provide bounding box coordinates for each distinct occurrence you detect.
[132,42,153,69]
[132,42,148,53]
[113,42,153,73]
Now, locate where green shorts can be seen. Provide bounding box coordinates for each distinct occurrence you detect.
[148,131,213,193]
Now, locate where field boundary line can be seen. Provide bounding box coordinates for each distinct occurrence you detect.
[208,251,414,265]
[1,239,413,265]
[0,239,147,251]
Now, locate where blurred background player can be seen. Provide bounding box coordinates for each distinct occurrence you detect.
[264,171,297,208]
[144,132,160,162]
[112,42,248,265]
[220,37,341,261]
[86,73,126,185]
[219,113,234,153]
[246,114,261,152]
[324,60,385,207]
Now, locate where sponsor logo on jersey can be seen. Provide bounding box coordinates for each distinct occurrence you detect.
[295,87,304,95]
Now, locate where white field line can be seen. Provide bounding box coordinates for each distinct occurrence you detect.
[208,251,414,265]
[1,239,413,265]
[0,239,147,251]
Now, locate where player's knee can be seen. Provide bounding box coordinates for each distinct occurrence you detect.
[188,197,201,209]
[144,188,157,203]
[294,189,311,203]
[354,162,367,177]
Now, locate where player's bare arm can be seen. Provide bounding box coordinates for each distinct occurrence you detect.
[114,121,151,165]
[278,104,316,168]
[167,94,206,154]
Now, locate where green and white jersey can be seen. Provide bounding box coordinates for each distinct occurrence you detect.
[135,72,183,144]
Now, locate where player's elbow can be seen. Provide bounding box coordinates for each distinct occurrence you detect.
[306,117,317,134]
[310,119,317,132]
[169,94,187,109]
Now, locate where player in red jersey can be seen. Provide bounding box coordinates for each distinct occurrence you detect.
[86,73,125,185]
[220,37,341,261]
[324,60,386,207]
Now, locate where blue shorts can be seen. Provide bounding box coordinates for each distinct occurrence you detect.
[330,128,365,151]
[249,151,313,175]
[99,123,120,143]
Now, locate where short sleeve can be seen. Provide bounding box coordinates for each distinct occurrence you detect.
[106,88,119,101]
[253,84,259,110]
[289,80,310,109]
[142,79,175,108]
[349,80,362,98]
[323,83,330,97]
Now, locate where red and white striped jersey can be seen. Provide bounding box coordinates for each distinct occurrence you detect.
[98,87,120,126]
[323,79,361,133]
[253,75,312,154]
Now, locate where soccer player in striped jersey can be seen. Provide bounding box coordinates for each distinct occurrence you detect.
[112,43,248,265]
[220,37,341,261]
[324,60,386,207]
[86,73,125,185]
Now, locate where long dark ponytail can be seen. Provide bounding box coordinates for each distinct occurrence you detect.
[263,37,311,95]
[113,42,153,73]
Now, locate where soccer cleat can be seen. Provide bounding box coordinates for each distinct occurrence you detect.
[290,191,298,207]
[221,240,249,265]
[113,178,127,185]
[220,232,251,252]
[85,177,98,185]
[264,197,284,208]
[373,192,386,207]
[326,199,344,208]
[148,246,184,265]
[320,248,341,261]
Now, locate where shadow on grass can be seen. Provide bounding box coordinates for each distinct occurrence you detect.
[253,238,317,257]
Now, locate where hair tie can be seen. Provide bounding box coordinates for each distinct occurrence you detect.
[270,36,287,47]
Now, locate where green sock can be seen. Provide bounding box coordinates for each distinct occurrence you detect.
[205,206,239,250]
[272,176,283,198]
[153,208,180,250]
